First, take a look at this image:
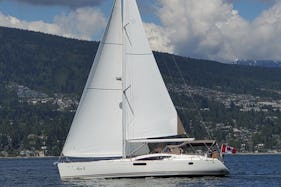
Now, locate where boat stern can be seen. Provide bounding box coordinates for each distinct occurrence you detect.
[214,159,229,176]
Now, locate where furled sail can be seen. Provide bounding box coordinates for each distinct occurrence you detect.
[62,0,123,158]
[123,0,183,140]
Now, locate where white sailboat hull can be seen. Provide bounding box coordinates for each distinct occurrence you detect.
[58,154,229,179]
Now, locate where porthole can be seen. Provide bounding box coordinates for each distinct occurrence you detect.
[133,163,147,166]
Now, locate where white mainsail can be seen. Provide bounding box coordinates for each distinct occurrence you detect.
[61,0,184,158]
[62,0,123,158]
[123,0,179,140]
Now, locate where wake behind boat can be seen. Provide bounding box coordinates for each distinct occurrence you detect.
[57,0,229,179]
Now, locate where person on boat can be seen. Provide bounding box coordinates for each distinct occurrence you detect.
[207,148,219,158]
[211,149,219,158]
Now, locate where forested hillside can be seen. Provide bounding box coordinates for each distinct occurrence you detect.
[0,26,281,156]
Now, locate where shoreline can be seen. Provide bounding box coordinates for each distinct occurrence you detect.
[0,156,58,159]
[1,152,281,159]
[228,152,281,155]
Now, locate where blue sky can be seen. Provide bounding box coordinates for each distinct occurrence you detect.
[0,1,63,23]
[233,0,273,21]
[0,0,271,23]
[0,0,281,62]
[0,0,162,23]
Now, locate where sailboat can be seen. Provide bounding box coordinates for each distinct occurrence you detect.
[57,0,229,179]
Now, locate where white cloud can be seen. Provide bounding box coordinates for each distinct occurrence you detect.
[0,12,59,34]
[147,0,281,62]
[54,7,106,40]
[249,2,281,60]
[0,7,106,40]
[1,0,281,62]
[144,23,174,53]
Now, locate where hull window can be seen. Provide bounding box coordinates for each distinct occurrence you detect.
[133,163,147,166]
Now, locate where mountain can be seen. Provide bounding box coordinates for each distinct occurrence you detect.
[0,26,281,156]
[1,26,281,96]
[234,59,281,68]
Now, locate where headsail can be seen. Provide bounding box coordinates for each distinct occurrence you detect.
[62,0,123,158]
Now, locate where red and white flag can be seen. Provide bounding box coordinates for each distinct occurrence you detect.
[221,144,237,154]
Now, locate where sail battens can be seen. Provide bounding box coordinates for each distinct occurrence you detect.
[126,52,153,56]
[87,88,122,91]
[101,42,122,46]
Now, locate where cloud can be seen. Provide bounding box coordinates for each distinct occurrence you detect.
[54,7,106,40]
[0,7,106,40]
[4,0,104,8]
[0,12,60,34]
[1,0,281,62]
[147,0,281,62]
[230,0,277,4]
[250,2,281,56]
[144,23,174,53]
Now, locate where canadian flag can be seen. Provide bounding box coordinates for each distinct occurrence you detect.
[221,144,237,154]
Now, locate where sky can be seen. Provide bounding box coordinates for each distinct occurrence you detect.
[0,0,280,62]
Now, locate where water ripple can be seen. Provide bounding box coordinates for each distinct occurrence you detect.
[0,155,280,187]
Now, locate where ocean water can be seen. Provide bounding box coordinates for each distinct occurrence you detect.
[0,155,280,187]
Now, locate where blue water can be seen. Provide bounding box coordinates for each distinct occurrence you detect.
[0,155,280,186]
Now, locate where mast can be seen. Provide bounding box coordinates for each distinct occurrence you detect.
[121,0,127,158]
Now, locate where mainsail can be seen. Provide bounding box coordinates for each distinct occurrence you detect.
[61,0,185,158]
[123,0,181,140]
